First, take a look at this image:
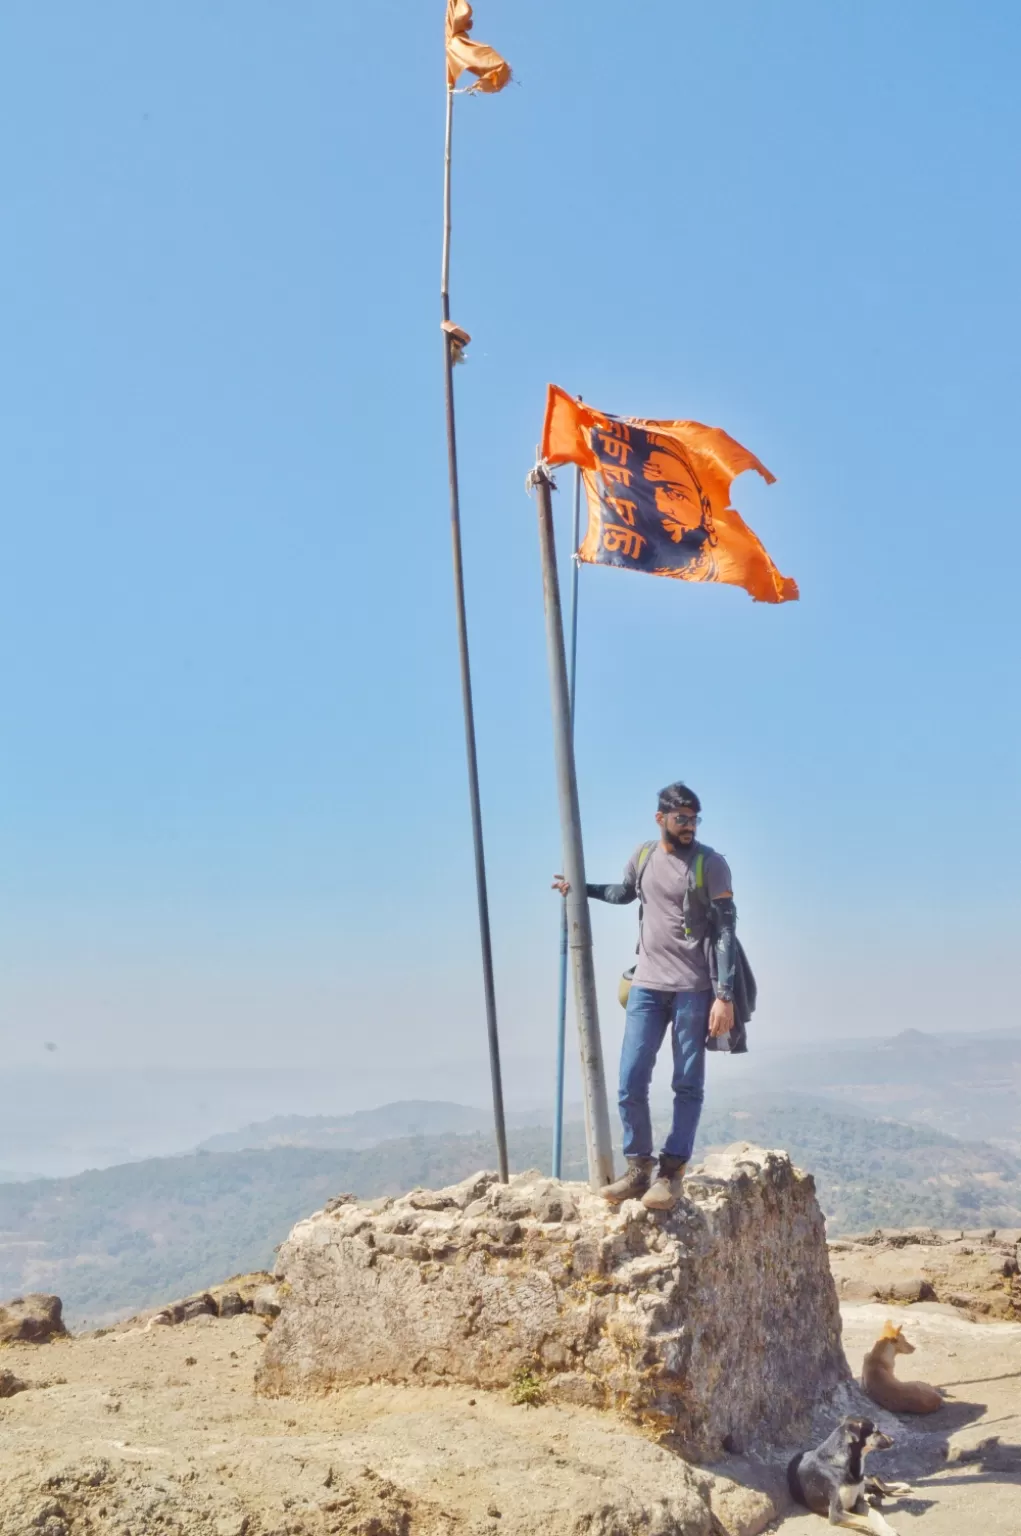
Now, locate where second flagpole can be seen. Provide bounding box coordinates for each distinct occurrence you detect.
[441,84,509,1183]
[551,459,582,1178]
[531,461,614,1192]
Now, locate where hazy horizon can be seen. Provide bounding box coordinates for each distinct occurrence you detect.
[2,1018,1017,1178]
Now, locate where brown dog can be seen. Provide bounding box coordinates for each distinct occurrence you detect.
[862,1321,942,1414]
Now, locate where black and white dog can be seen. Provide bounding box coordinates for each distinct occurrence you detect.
[787,1415,912,1534]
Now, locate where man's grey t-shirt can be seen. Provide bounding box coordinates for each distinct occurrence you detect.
[592,841,733,993]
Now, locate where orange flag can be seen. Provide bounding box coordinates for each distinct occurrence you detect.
[541,385,798,605]
[445,0,512,92]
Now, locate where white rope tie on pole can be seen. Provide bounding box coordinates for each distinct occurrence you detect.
[525,459,555,495]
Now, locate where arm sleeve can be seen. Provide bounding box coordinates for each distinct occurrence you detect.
[586,852,639,905]
[710,897,737,1000]
[706,852,736,1000]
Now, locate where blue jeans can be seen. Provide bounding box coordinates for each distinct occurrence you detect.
[618,986,711,1161]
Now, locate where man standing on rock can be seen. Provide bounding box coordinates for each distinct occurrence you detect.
[553,781,737,1212]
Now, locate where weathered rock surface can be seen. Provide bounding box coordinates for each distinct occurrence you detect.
[258,1143,849,1459]
[0,1313,790,1536]
[828,1227,1021,1320]
[0,1293,66,1344]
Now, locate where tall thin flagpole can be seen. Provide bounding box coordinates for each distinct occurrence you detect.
[552,460,582,1178]
[441,84,509,1183]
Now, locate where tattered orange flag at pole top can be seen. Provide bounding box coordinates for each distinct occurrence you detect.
[541,385,798,604]
[445,0,512,92]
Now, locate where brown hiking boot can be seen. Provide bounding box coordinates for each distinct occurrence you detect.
[641,1155,687,1212]
[601,1156,655,1205]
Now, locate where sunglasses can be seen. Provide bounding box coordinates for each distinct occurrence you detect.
[665,811,700,827]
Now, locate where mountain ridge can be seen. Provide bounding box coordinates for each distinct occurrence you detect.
[3,1096,1020,1329]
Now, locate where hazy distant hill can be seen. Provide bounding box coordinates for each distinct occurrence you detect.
[0,1126,586,1329]
[2,1097,1019,1330]
[197,1028,1021,1160]
[196,1099,563,1154]
[748,1028,1021,1150]
[197,1101,496,1153]
[3,1027,1016,1180]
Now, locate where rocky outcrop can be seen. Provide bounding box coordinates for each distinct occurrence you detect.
[829,1227,1021,1319]
[252,1283,283,1319]
[0,1306,795,1536]
[258,1143,849,1460]
[140,1271,273,1330]
[0,1294,66,1344]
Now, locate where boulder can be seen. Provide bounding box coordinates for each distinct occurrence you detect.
[177,1293,217,1323]
[216,1291,248,1318]
[135,1272,271,1331]
[258,1143,849,1460]
[0,1371,27,1399]
[829,1229,1021,1319]
[876,1277,937,1303]
[0,1295,66,1344]
[252,1285,282,1320]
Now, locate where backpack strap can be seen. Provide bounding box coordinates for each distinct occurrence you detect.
[634,841,658,955]
[635,839,657,888]
[683,849,708,938]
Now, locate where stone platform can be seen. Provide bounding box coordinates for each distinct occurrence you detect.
[258,1143,849,1460]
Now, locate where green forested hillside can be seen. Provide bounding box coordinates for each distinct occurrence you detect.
[697,1099,1021,1233]
[0,1099,1017,1329]
[0,1128,580,1327]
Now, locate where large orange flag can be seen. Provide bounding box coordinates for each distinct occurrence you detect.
[445,1,512,92]
[541,385,798,604]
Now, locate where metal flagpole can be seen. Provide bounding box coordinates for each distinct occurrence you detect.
[530,461,614,1191]
[551,460,582,1179]
[441,84,509,1183]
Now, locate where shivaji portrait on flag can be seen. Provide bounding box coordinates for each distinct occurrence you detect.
[541,385,798,604]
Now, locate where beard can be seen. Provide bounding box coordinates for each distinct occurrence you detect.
[663,827,694,852]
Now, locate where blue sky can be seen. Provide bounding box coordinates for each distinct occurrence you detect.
[1,2,1018,1103]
